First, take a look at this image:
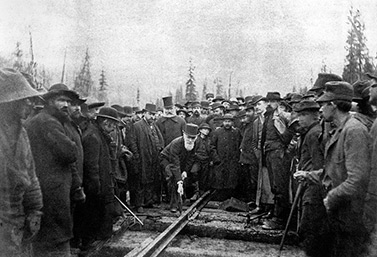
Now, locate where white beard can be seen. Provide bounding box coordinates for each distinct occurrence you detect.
[184,141,194,151]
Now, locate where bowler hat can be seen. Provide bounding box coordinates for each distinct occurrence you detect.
[213,95,225,102]
[198,123,212,131]
[96,107,119,122]
[293,100,320,112]
[177,109,189,117]
[43,83,79,101]
[162,96,174,108]
[132,106,142,113]
[88,102,105,110]
[244,101,255,110]
[316,81,354,102]
[191,102,201,108]
[205,93,214,99]
[0,68,41,104]
[123,106,134,117]
[244,96,253,103]
[264,92,282,101]
[211,102,225,110]
[288,93,303,104]
[200,101,210,109]
[352,80,371,101]
[311,73,343,92]
[183,123,199,137]
[222,113,234,121]
[144,103,157,114]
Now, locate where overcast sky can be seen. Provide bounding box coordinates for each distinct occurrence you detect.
[1,0,376,105]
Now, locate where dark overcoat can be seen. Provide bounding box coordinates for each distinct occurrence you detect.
[25,107,77,244]
[156,115,186,147]
[131,119,164,184]
[211,126,242,189]
[239,120,258,166]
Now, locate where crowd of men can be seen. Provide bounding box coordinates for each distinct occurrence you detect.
[2,66,377,257]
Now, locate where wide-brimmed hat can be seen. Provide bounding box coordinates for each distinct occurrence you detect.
[191,102,201,108]
[96,107,119,122]
[316,81,353,102]
[162,96,174,108]
[213,95,225,102]
[293,100,320,112]
[0,68,42,104]
[244,101,255,110]
[144,103,157,114]
[352,80,371,101]
[200,101,210,109]
[237,110,247,118]
[263,92,282,101]
[132,106,142,113]
[310,73,343,92]
[198,122,212,131]
[248,95,264,106]
[183,123,199,137]
[111,104,127,117]
[88,101,105,110]
[43,83,79,101]
[123,106,134,117]
[211,102,225,110]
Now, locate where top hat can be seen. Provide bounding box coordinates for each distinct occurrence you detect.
[183,123,199,137]
[96,107,119,122]
[144,103,157,114]
[311,73,343,92]
[88,101,105,110]
[162,96,174,108]
[198,122,212,131]
[293,100,320,112]
[316,81,354,102]
[264,92,282,101]
[0,68,42,104]
[43,83,79,101]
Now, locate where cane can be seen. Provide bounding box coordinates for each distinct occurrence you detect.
[114,195,144,226]
[277,182,304,257]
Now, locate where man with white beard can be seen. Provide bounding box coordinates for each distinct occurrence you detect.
[160,124,199,213]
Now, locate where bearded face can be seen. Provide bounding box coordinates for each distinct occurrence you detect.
[183,133,197,151]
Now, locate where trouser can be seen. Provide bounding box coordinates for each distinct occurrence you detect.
[134,180,154,208]
[236,163,258,202]
[168,178,179,209]
[255,149,274,207]
[265,148,290,220]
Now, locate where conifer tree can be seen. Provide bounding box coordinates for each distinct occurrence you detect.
[73,48,93,97]
[98,70,109,104]
[185,58,197,101]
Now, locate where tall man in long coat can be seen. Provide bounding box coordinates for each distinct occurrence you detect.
[26,83,81,256]
[130,104,164,212]
[304,82,370,257]
[210,114,242,200]
[0,68,43,256]
[80,107,121,249]
[156,96,186,147]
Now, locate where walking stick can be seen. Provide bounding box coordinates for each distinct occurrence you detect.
[114,195,144,226]
[277,182,304,257]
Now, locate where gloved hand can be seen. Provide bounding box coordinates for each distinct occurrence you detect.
[181,171,187,181]
[177,181,184,195]
[23,211,43,242]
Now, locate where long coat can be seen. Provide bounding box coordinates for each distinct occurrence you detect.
[131,119,164,184]
[239,119,258,166]
[156,115,186,147]
[0,117,43,252]
[323,115,370,233]
[25,107,77,244]
[211,126,242,189]
[82,123,115,203]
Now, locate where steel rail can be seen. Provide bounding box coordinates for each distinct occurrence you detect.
[125,189,216,257]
